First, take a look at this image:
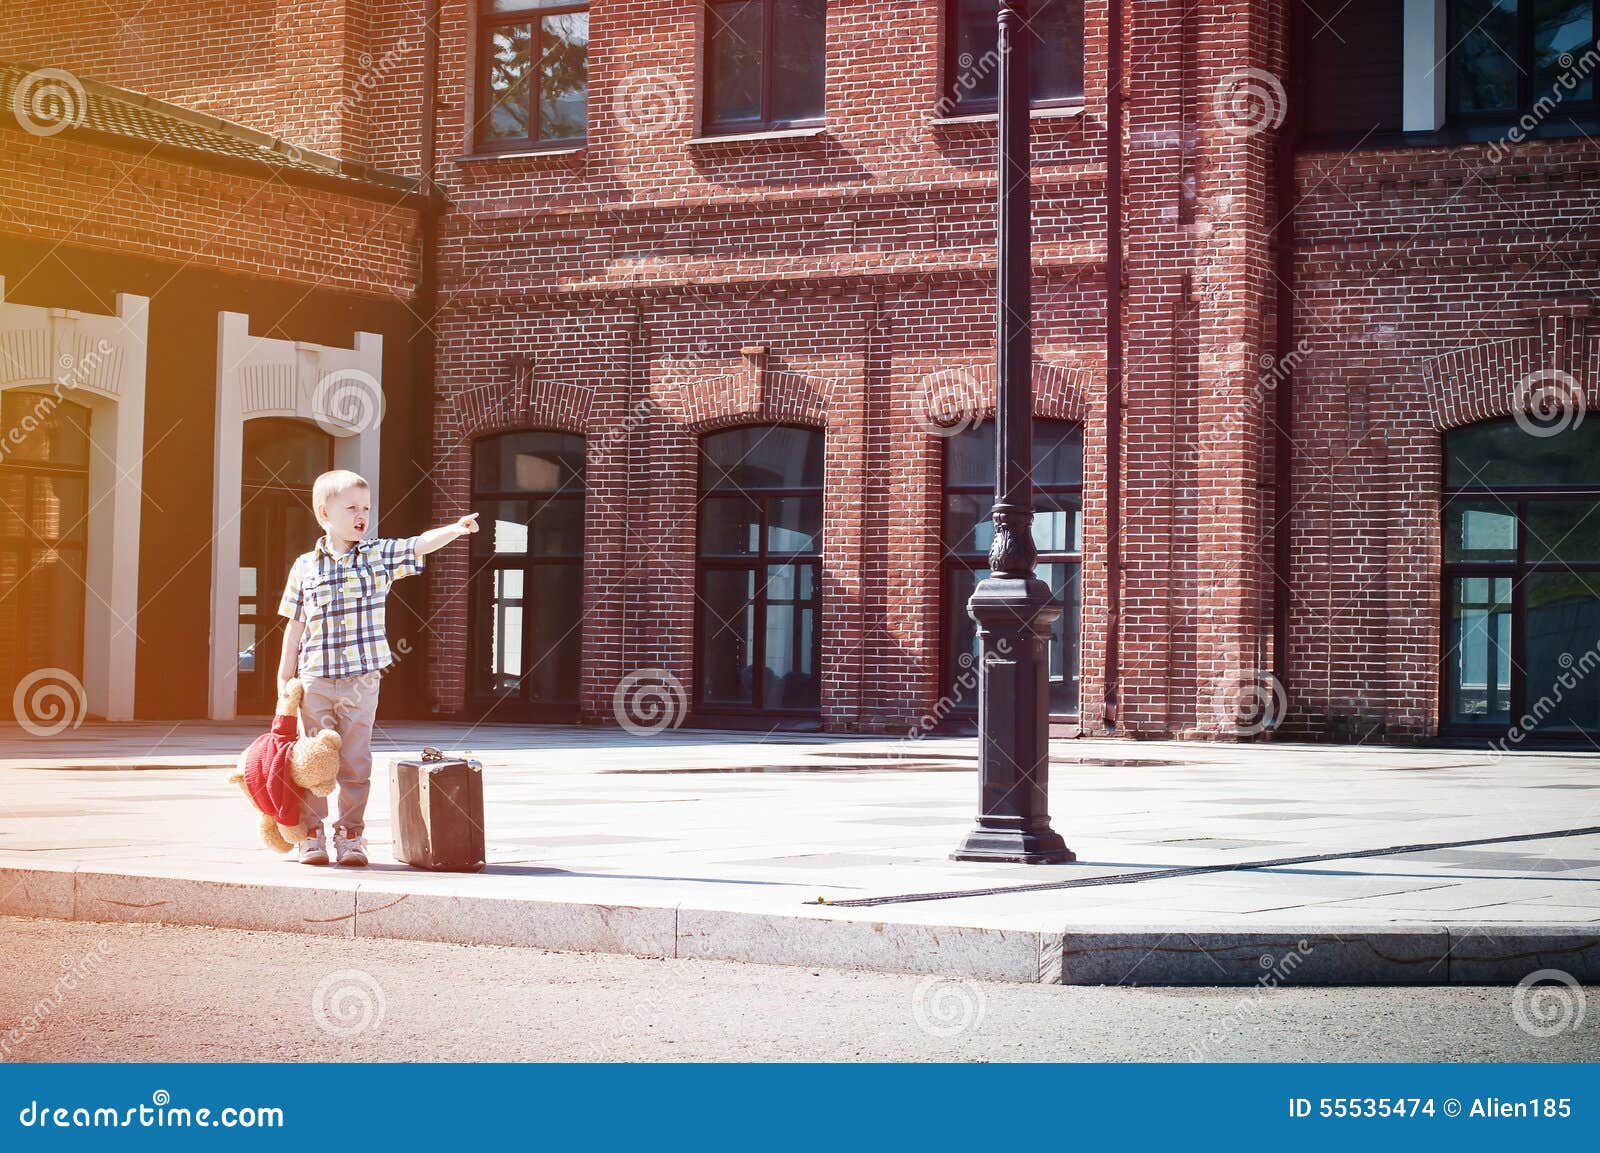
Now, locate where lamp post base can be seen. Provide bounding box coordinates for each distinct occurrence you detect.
[950,824,1076,864]
[951,573,1075,865]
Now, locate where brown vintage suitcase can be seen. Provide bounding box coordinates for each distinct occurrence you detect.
[390,747,486,872]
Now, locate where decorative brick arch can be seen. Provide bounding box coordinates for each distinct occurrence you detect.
[1422,306,1597,430]
[657,346,835,432]
[920,360,1097,428]
[448,359,596,439]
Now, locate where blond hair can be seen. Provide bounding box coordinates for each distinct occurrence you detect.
[312,469,370,527]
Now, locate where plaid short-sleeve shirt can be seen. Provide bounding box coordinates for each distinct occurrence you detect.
[278,535,425,678]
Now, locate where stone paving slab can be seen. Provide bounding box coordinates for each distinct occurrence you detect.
[0,721,1598,984]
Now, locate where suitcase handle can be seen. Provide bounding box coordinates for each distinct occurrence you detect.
[421,746,445,763]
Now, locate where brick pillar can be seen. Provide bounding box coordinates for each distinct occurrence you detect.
[1190,0,1282,736]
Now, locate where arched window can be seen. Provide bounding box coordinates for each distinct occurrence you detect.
[0,390,91,708]
[1442,418,1600,740]
[470,431,586,719]
[236,419,333,713]
[696,425,824,716]
[943,419,1083,720]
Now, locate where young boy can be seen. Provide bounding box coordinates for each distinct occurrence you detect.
[276,469,478,866]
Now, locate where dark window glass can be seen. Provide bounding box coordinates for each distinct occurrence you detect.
[477,2,588,149]
[1454,0,1521,113]
[241,418,332,489]
[1527,501,1600,562]
[706,0,826,131]
[1443,419,1600,489]
[701,425,825,490]
[0,392,91,467]
[474,430,586,493]
[1446,574,1515,725]
[696,425,824,713]
[1538,0,1596,99]
[0,394,91,710]
[772,0,828,121]
[469,431,586,715]
[1523,571,1600,732]
[1450,0,1598,118]
[942,419,1083,717]
[946,0,1085,112]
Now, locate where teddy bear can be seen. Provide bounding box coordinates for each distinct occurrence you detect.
[229,678,343,853]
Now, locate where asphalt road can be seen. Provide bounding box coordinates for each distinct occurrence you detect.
[1,917,1596,1062]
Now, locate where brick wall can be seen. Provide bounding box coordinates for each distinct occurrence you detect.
[0,0,387,160]
[414,0,1265,735]
[12,0,1589,738]
[1287,138,1600,741]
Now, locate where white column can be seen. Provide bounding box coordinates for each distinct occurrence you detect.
[1404,0,1448,133]
[80,293,148,721]
[0,278,148,722]
[209,314,385,718]
[208,312,249,721]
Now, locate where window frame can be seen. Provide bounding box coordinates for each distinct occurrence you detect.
[702,0,829,136]
[1438,419,1600,741]
[466,430,587,720]
[940,0,1087,116]
[692,423,825,717]
[471,0,591,155]
[1446,0,1599,124]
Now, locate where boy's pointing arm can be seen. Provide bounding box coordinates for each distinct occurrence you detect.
[414,512,480,557]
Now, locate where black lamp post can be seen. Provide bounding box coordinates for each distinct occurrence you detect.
[951,0,1074,864]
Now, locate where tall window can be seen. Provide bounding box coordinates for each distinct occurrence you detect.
[944,0,1085,114]
[943,420,1082,717]
[237,419,332,714]
[704,0,827,133]
[471,432,586,718]
[697,425,823,714]
[1442,418,1600,739]
[1450,0,1597,118]
[475,0,589,151]
[0,390,90,710]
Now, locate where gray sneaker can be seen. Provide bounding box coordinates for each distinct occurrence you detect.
[297,828,329,866]
[334,828,369,868]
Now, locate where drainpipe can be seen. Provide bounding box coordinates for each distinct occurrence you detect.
[1102,0,1124,731]
[1271,2,1303,721]
[415,0,442,710]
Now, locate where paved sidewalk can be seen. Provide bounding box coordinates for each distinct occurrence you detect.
[2,720,1598,985]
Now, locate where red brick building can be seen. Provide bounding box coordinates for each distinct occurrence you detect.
[2,0,1597,747]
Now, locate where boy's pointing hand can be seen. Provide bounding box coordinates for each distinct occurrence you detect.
[455,512,480,535]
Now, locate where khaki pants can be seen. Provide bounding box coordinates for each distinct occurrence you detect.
[297,670,381,836]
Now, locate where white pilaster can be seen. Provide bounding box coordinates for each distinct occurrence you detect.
[0,278,148,721]
[209,313,385,719]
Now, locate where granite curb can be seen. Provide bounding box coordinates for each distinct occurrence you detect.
[4,863,1596,986]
